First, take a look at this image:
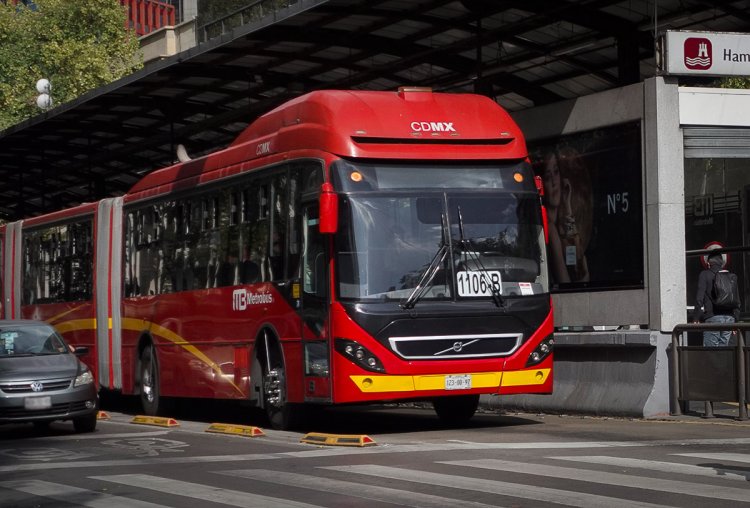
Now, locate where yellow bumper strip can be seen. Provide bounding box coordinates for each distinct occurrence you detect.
[301,432,376,447]
[501,368,551,387]
[350,368,550,394]
[130,415,180,427]
[205,423,265,437]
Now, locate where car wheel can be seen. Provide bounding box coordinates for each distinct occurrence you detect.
[32,420,51,431]
[433,394,480,426]
[140,344,161,416]
[73,413,97,433]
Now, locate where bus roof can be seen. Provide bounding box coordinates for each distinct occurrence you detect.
[128,89,526,196]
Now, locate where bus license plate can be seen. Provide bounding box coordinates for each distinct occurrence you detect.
[457,270,502,297]
[24,396,51,410]
[445,374,472,390]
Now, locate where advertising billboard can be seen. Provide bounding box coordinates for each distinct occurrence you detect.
[530,122,643,292]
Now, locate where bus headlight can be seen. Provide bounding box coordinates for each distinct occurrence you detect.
[526,336,554,367]
[335,339,385,373]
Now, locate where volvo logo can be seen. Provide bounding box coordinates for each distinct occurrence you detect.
[30,381,44,392]
[452,341,464,352]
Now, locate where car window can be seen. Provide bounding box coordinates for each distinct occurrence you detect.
[0,326,68,356]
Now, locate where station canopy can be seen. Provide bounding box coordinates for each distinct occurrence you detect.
[0,0,748,220]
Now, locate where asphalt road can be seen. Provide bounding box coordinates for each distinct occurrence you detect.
[1,398,749,507]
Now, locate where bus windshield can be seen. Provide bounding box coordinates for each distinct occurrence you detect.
[333,161,549,304]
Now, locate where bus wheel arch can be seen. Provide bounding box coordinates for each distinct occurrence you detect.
[136,334,161,416]
[252,326,296,430]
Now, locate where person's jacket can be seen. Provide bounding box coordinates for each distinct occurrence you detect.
[695,261,740,321]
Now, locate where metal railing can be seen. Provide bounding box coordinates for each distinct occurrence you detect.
[670,322,748,420]
[197,0,300,43]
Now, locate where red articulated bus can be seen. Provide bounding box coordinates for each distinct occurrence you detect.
[0,88,553,429]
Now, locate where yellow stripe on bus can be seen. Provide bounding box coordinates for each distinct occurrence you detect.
[121,317,245,396]
[349,368,550,393]
[49,316,245,397]
[47,305,90,326]
[350,372,503,393]
[500,368,551,387]
[53,318,97,334]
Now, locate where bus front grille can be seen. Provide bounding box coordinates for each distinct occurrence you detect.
[388,333,522,360]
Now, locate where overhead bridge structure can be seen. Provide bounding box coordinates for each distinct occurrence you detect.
[0,0,748,220]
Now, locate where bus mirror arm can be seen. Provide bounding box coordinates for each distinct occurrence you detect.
[534,175,549,243]
[319,183,338,234]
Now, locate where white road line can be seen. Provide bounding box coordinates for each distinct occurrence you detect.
[553,455,749,481]
[91,473,324,508]
[441,459,750,503]
[37,430,171,441]
[0,479,167,508]
[0,453,280,473]
[223,468,505,508]
[676,453,750,464]
[3,437,750,472]
[323,464,668,508]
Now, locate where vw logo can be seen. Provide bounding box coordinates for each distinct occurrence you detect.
[452,341,464,352]
[30,381,44,392]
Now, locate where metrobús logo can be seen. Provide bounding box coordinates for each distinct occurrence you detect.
[684,37,712,70]
[232,288,273,310]
[410,121,456,132]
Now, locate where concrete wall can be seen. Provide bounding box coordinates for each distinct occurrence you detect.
[485,331,671,417]
[501,78,682,417]
[140,19,197,65]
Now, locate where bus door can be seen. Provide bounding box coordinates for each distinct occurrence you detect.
[300,203,332,402]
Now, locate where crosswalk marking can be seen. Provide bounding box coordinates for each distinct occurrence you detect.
[324,464,668,508]
[553,455,749,481]
[222,468,504,508]
[5,437,750,473]
[0,479,167,508]
[676,452,750,464]
[3,455,749,508]
[91,473,323,508]
[440,458,750,503]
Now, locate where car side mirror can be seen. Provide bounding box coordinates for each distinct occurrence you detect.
[74,346,89,357]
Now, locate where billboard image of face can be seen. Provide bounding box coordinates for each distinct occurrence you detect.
[530,122,643,292]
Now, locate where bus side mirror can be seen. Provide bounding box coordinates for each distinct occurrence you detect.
[319,182,338,234]
[534,175,549,243]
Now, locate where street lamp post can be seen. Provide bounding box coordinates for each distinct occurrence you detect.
[36,78,52,109]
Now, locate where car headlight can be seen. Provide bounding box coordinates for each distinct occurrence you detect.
[74,369,94,387]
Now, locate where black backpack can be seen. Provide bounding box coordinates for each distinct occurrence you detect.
[712,270,740,310]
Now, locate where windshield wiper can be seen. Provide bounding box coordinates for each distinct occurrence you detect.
[401,214,448,310]
[456,206,504,308]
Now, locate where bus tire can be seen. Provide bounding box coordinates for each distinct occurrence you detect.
[140,344,161,416]
[432,394,480,426]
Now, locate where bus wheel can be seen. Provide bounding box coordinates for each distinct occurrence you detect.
[140,345,161,416]
[433,394,480,426]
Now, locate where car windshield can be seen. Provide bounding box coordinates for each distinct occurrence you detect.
[0,325,69,357]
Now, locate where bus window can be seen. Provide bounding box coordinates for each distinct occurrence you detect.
[269,174,288,281]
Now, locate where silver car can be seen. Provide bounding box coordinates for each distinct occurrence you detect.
[0,320,98,432]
